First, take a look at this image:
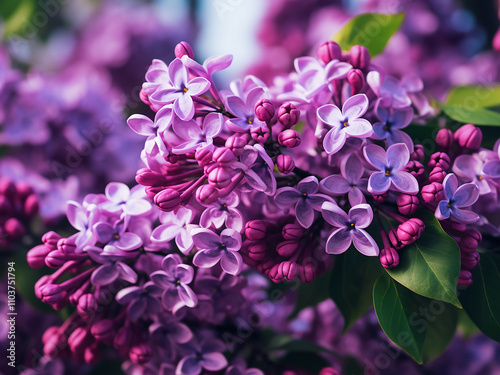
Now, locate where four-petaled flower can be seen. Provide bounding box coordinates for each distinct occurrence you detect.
[151,206,197,255]
[176,338,228,375]
[101,182,152,216]
[116,281,162,321]
[317,94,373,154]
[372,105,414,151]
[93,219,143,255]
[226,87,266,131]
[321,202,379,256]
[363,143,419,195]
[200,192,244,232]
[172,113,223,154]
[435,173,480,224]
[453,154,494,195]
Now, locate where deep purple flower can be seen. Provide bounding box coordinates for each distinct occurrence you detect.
[192,228,242,275]
[226,87,266,131]
[363,143,419,195]
[101,183,152,216]
[275,176,334,228]
[176,338,228,375]
[151,206,197,255]
[320,153,367,206]
[322,202,379,256]
[172,113,223,154]
[151,254,198,313]
[453,154,494,195]
[317,94,373,154]
[435,173,480,224]
[151,58,211,120]
[93,219,143,255]
[116,281,162,321]
[149,316,193,350]
[372,105,414,151]
[200,192,243,232]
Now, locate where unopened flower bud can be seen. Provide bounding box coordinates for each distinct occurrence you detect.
[225,133,249,156]
[114,326,134,354]
[84,343,102,365]
[380,248,400,269]
[282,223,304,240]
[278,260,299,281]
[247,242,267,262]
[174,41,194,59]
[0,178,16,198]
[278,129,301,148]
[4,218,25,238]
[129,343,152,365]
[461,251,480,270]
[245,221,268,240]
[277,154,295,174]
[268,264,283,283]
[135,168,167,186]
[388,228,404,250]
[91,319,115,344]
[372,192,388,203]
[405,160,425,179]
[276,240,300,257]
[195,147,213,167]
[317,41,342,64]
[45,250,67,269]
[22,193,39,217]
[459,229,482,253]
[421,182,444,203]
[27,244,52,269]
[454,124,482,149]
[350,45,370,70]
[57,237,77,255]
[255,98,275,122]
[278,103,300,129]
[40,284,67,305]
[397,194,419,216]
[68,327,93,354]
[250,126,270,143]
[196,184,219,205]
[299,263,318,283]
[410,144,425,161]
[436,129,453,151]
[41,231,61,250]
[458,269,473,286]
[347,69,365,95]
[15,181,34,201]
[0,195,12,216]
[397,218,425,246]
[208,166,232,189]
[139,88,151,106]
[77,294,98,317]
[428,152,450,170]
[154,189,181,211]
[428,166,446,183]
[212,147,236,164]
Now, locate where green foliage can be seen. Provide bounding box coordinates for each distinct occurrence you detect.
[333,13,405,56]
[0,0,36,37]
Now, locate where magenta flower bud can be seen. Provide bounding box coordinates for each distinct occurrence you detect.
[372,192,388,203]
[388,228,404,250]
[350,45,370,70]
[195,147,213,167]
[277,154,295,174]
[454,124,482,149]
[91,319,115,344]
[347,69,365,95]
[174,41,194,59]
[259,258,275,275]
[135,168,167,186]
[77,293,98,317]
[42,231,62,250]
[114,326,134,354]
[225,133,249,156]
[428,166,446,183]
[459,229,482,253]
[40,284,67,305]
[397,218,425,246]
[317,41,342,64]
[278,103,300,129]
[129,343,152,365]
[15,181,34,201]
[282,223,304,240]
[0,178,16,198]
[245,220,268,241]
[278,129,301,148]
[68,327,93,353]
[255,98,275,122]
[320,368,340,375]
[421,182,444,203]
[494,28,500,52]
[276,240,300,257]
[208,166,232,189]
[397,194,419,216]
[278,260,299,281]
[195,185,219,206]
[139,88,151,106]
[145,185,167,200]
[428,152,450,170]
[436,129,453,151]
[23,193,39,217]
[404,160,425,179]
[212,147,236,164]
[410,144,425,161]
[57,237,77,255]
[461,251,480,270]
[154,189,181,211]
[27,244,52,269]
[0,195,12,216]
[42,326,60,345]
[4,218,25,238]
[446,221,467,233]
[380,248,400,269]
[44,335,64,358]
[247,242,267,262]
[45,250,67,269]
[268,264,284,283]
[458,269,473,286]
[84,343,102,365]
[250,126,270,143]
[299,263,318,283]
[35,275,51,299]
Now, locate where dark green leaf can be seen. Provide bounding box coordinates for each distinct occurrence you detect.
[288,271,330,320]
[460,252,500,342]
[439,103,500,127]
[386,211,461,308]
[0,0,36,37]
[445,85,500,109]
[329,249,384,332]
[333,13,405,56]
[342,355,364,375]
[421,302,458,363]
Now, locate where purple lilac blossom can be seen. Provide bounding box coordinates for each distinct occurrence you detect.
[435,173,480,224]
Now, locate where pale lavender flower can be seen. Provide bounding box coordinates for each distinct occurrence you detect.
[93,219,143,255]
[275,176,334,228]
[321,202,379,256]
[367,71,412,109]
[116,281,162,321]
[172,113,223,154]
[200,192,244,232]
[372,105,414,151]
[101,183,152,216]
[151,206,197,255]
[453,154,495,195]
[176,338,228,375]
[90,259,138,286]
[363,143,419,195]
[233,144,276,196]
[226,87,266,131]
[317,94,373,154]
[435,173,480,224]
[66,201,99,250]
[192,228,243,275]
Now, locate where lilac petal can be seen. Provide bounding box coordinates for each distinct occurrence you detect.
[193,248,222,268]
[387,129,414,152]
[342,94,369,119]
[344,118,373,137]
[348,188,366,206]
[295,199,315,228]
[297,176,319,195]
[124,199,151,216]
[152,223,180,242]
[387,143,410,171]
[220,229,241,251]
[391,171,419,195]
[127,115,155,136]
[483,160,500,178]
[116,286,142,304]
[443,174,459,200]
[453,183,480,208]
[162,254,182,273]
[321,201,349,227]
[453,155,482,181]
[151,271,174,289]
[115,232,143,251]
[363,144,387,171]
[226,95,249,118]
[170,322,193,344]
[352,228,379,256]
[274,187,302,206]
[391,107,413,129]
[106,182,130,203]
[325,60,352,80]
[172,119,201,140]
[177,355,202,375]
[203,113,223,137]
[186,77,210,96]
[435,200,451,220]
[91,264,119,286]
[325,228,352,254]
[372,122,389,139]
[67,201,87,231]
[200,352,228,372]
[175,94,195,121]
[376,105,390,122]
[342,153,364,183]
[178,285,198,307]
[317,104,343,126]
[307,194,333,211]
[368,172,391,195]
[349,204,373,228]
[225,210,244,232]
[228,118,253,131]
[117,262,138,284]
[176,229,194,254]
[321,175,350,195]
[323,127,347,154]
[294,56,318,73]
[244,169,268,192]
[155,106,174,132]
[162,288,180,310]
[220,251,243,275]
[151,88,180,104]
[246,87,265,108]
[176,264,194,284]
[169,58,187,88]
[450,208,480,224]
[204,54,233,75]
[94,222,114,243]
[128,298,148,321]
[192,229,221,250]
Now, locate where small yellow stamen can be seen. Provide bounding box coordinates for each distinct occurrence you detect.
[385,170,390,176]
[343,121,349,127]
[248,117,253,124]
[183,87,188,92]
[176,280,181,285]
[114,234,120,240]
[350,223,355,227]
[478,175,484,181]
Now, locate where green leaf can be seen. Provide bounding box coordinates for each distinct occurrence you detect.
[439,103,500,127]
[329,249,384,332]
[373,274,458,363]
[0,0,36,37]
[288,271,330,320]
[386,211,462,308]
[445,85,500,109]
[460,252,500,342]
[332,13,405,57]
